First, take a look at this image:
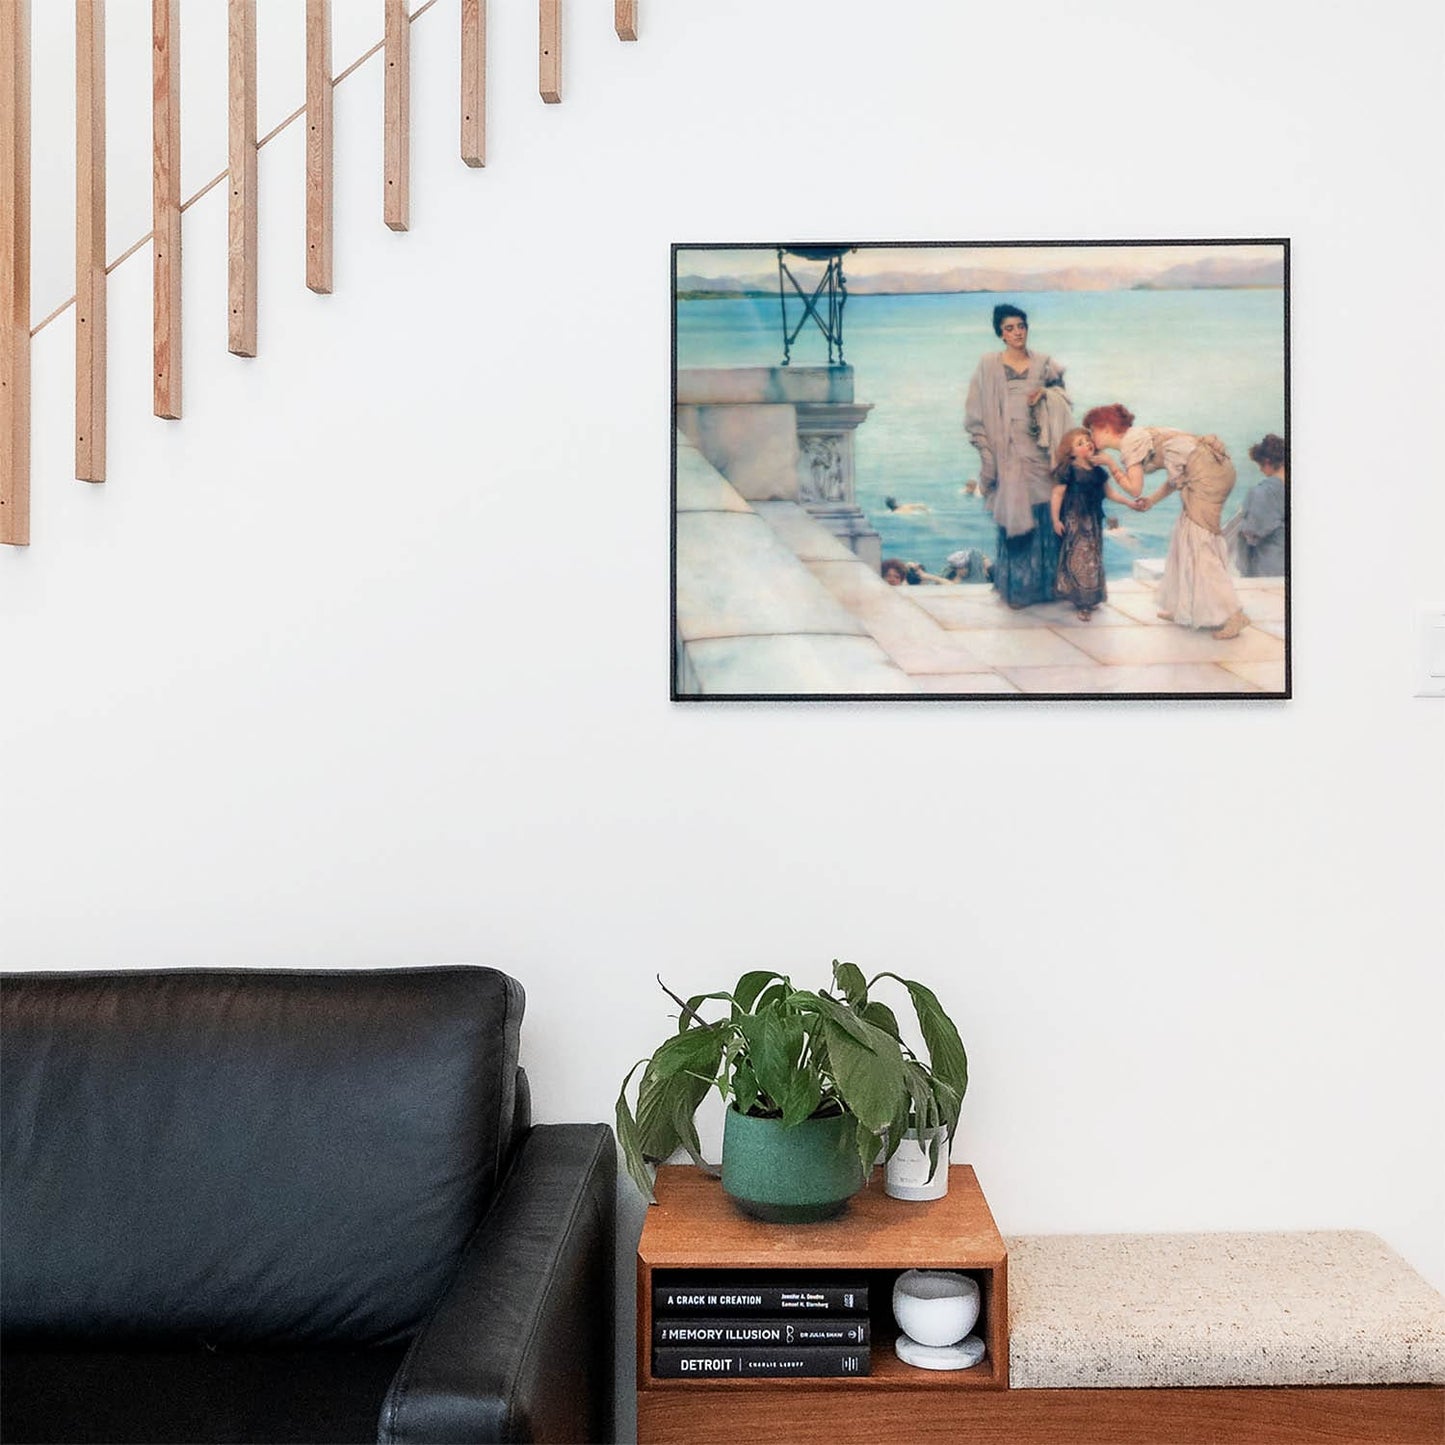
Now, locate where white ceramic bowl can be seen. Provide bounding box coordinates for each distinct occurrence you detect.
[892,1269,980,1347]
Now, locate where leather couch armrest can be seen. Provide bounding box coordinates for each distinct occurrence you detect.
[379,1123,616,1445]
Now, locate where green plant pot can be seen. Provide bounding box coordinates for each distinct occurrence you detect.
[721,1107,866,1223]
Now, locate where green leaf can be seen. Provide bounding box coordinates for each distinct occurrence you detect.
[737,1007,805,1114]
[779,1066,823,1130]
[670,1086,707,1169]
[731,1057,761,1116]
[900,1061,956,1183]
[753,982,789,1014]
[808,1031,838,1111]
[873,973,969,1103]
[805,998,903,1123]
[930,1076,963,1141]
[802,990,882,1050]
[616,1060,656,1202]
[634,1068,677,1158]
[926,1125,945,1182]
[636,1038,715,1160]
[854,1114,883,1181]
[860,1000,901,1041]
[719,1034,745,1097]
[880,1092,911,1168]
[642,1070,711,1159]
[646,1022,728,1083]
[819,1015,904,1132]
[903,1060,937,1136]
[832,960,868,1007]
[732,970,786,1016]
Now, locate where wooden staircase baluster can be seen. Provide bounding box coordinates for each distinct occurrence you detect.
[76,1,106,481]
[152,0,181,419]
[1,0,28,543]
[540,0,561,104]
[228,0,258,357]
[306,0,333,293]
[461,0,485,168]
[384,0,410,231]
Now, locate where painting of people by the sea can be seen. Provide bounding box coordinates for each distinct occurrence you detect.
[672,240,1289,700]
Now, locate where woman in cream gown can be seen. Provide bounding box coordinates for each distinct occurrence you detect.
[1084,403,1248,639]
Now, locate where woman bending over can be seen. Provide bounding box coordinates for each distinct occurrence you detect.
[1085,404,1248,640]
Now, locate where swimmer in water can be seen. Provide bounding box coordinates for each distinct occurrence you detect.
[1103,514,1142,549]
[882,558,950,586]
[944,548,994,584]
[885,496,931,514]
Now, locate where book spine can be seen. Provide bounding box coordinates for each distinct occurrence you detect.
[652,1285,868,1315]
[654,1317,870,1346]
[652,1345,871,1379]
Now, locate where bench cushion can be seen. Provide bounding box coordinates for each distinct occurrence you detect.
[1005,1230,1445,1388]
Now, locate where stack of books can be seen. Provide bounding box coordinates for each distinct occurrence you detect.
[651,1276,871,1378]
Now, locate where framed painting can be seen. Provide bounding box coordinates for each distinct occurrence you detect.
[672,239,1289,700]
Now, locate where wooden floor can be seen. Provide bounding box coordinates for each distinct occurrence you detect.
[638,1384,1445,1445]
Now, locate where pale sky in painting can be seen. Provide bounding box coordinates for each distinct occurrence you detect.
[679,243,1284,288]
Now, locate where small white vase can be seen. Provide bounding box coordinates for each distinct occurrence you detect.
[892,1269,981,1348]
[884,1127,949,1201]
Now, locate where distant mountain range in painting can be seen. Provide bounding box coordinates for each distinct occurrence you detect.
[678,252,1283,297]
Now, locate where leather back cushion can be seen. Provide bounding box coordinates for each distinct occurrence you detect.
[1,968,523,1347]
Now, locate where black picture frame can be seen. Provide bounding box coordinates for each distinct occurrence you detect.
[672,238,1290,702]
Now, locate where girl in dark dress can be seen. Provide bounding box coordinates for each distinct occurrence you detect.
[1050,428,1140,620]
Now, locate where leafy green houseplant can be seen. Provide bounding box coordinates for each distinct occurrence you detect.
[616,961,968,1220]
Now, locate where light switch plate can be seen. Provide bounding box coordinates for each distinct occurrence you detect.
[1419,609,1445,697]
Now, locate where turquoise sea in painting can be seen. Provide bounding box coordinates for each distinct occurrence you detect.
[676,288,1286,578]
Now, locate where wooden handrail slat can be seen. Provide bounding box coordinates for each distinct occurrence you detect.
[306,0,333,293]
[384,0,409,231]
[76,1,106,481]
[540,0,561,104]
[228,0,257,357]
[153,0,181,419]
[615,0,637,42]
[1,0,29,542]
[461,0,485,167]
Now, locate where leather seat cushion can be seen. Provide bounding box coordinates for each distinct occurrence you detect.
[2,1343,407,1444]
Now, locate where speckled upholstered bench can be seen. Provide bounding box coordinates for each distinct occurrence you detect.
[999,1230,1445,1444]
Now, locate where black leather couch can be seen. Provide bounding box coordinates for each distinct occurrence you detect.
[0,967,616,1444]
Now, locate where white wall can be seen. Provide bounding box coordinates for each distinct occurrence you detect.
[6,0,1442,1347]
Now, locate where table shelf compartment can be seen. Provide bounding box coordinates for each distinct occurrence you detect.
[637,1165,1009,1438]
[645,1265,1001,1390]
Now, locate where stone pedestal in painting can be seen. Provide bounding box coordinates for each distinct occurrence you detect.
[794,398,877,568]
[675,365,878,568]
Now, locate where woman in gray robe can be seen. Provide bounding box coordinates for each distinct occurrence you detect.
[1235,433,1287,577]
[964,304,1072,607]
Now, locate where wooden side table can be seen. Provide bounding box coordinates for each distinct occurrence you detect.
[636,1164,1008,1445]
